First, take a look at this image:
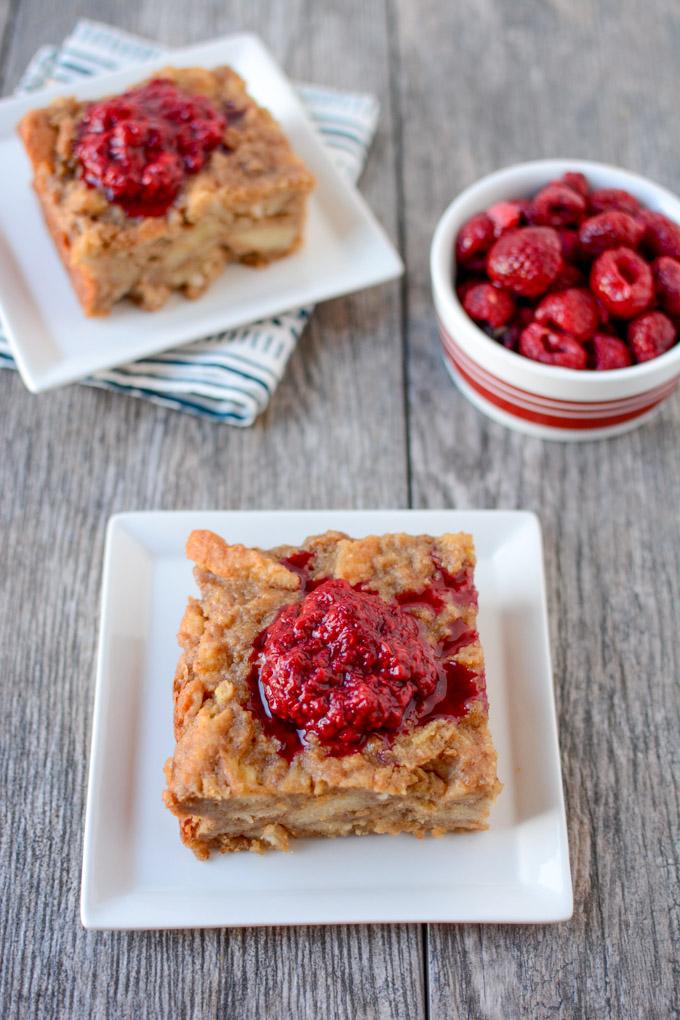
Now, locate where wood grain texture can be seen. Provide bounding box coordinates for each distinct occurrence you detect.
[394,0,680,1017]
[0,3,421,1020]
[0,0,15,88]
[1,0,679,1018]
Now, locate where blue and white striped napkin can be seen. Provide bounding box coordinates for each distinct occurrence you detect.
[0,20,380,425]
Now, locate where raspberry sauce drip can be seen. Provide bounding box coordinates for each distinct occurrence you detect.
[417,661,480,722]
[245,638,307,762]
[75,78,226,217]
[280,550,314,584]
[395,560,477,613]
[438,617,478,657]
[279,550,328,593]
[245,554,482,760]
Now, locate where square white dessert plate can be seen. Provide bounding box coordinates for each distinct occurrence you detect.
[81,509,572,929]
[0,33,402,393]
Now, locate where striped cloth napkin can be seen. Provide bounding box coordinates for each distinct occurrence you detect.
[0,19,380,425]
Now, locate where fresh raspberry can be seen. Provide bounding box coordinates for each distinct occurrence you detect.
[560,171,589,199]
[487,200,526,236]
[456,277,484,303]
[638,210,680,259]
[462,282,515,328]
[455,213,495,264]
[487,226,562,297]
[516,305,535,326]
[653,256,680,317]
[454,175,680,377]
[628,311,676,362]
[515,198,532,220]
[535,288,599,342]
[498,323,522,350]
[559,229,581,263]
[594,298,614,330]
[592,333,633,370]
[590,247,654,318]
[551,262,586,290]
[578,211,643,258]
[589,188,640,216]
[459,256,488,275]
[531,183,587,227]
[519,323,587,369]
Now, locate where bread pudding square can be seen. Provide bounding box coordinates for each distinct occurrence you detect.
[163,528,501,858]
[17,66,315,315]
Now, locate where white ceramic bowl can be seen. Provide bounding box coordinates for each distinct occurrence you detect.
[431,158,680,440]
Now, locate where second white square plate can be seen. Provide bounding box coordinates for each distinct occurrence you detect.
[0,33,402,392]
[82,510,572,929]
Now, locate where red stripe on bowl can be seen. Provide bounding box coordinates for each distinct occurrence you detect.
[440,330,678,419]
[439,326,678,429]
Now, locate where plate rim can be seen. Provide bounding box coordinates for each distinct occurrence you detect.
[0,31,403,392]
[81,508,573,929]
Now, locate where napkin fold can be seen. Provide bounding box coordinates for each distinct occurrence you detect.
[0,19,379,424]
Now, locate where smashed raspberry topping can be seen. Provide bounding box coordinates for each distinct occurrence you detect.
[487,226,562,297]
[519,322,588,369]
[628,311,676,362]
[590,247,653,319]
[245,556,481,759]
[455,171,680,368]
[257,580,439,754]
[75,78,226,217]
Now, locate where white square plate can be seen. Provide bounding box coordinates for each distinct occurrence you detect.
[82,510,572,928]
[0,34,402,392]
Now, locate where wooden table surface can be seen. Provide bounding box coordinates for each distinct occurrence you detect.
[1,2,678,1017]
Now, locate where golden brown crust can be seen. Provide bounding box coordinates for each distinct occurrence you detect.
[30,180,103,314]
[17,66,315,315]
[164,529,501,858]
[185,530,300,589]
[20,108,87,305]
[18,109,58,171]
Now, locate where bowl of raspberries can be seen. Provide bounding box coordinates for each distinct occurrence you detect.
[431,159,680,439]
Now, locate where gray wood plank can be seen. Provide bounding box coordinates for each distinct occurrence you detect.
[0,3,17,112]
[0,0,15,84]
[394,0,680,1016]
[0,2,422,1019]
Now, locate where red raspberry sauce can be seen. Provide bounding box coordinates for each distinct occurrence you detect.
[246,555,482,759]
[395,561,478,612]
[75,78,226,217]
